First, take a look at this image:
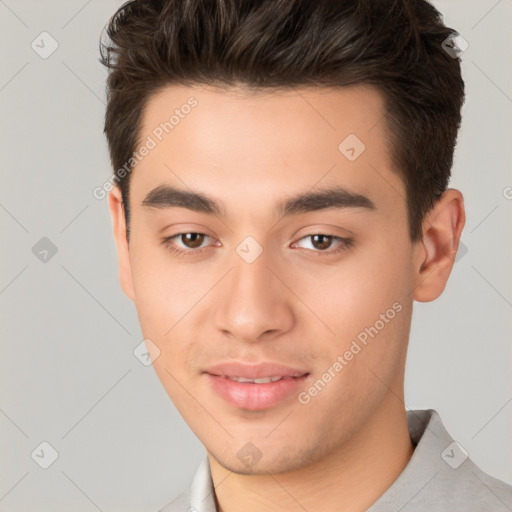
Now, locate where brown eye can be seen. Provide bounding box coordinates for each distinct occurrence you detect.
[292,234,353,255]
[161,232,214,255]
[180,233,206,249]
[310,234,333,250]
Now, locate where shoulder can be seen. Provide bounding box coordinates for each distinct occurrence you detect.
[369,409,512,511]
[435,457,512,510]
[423,410,512,510]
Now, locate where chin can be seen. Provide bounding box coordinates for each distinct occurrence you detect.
[211,440,325,477]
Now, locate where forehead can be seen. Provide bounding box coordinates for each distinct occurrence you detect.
[140,83,389,151]
[130,83,404,222]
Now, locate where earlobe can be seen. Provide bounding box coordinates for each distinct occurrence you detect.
[108,186,136,302]
[413,189,465,302]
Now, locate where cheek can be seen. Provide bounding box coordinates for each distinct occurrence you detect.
[288,239,413,395]
[128,239,188,340]
[128,239,220,375]
[289,242,412,337]
[294,263,411,429]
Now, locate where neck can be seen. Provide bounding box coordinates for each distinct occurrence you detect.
[209,392,414,512]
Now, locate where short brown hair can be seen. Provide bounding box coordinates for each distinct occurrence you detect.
[100,0,465,241]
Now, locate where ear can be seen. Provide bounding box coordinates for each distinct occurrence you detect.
[108,186,135,302]
[412,188,466,302]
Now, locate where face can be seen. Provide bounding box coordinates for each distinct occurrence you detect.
[111,84,424,475]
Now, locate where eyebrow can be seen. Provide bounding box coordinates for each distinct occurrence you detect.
[141,184,376,218]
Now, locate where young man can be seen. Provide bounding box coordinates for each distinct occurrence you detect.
[101,0,512,510]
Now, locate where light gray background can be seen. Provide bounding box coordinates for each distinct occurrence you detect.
[0,1,511,511]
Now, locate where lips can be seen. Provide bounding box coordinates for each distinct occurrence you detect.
[204,361,310,410]
[205,361,308,380]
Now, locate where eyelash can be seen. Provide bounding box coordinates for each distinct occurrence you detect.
[161,232,353,257]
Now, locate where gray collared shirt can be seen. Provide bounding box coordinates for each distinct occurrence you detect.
[158,409,512,511]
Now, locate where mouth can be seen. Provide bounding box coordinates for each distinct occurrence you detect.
[204,362,310,410]
[205,360,308,380]
[220,375,289,384]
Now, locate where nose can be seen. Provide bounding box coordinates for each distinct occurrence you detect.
[212,250,295,343]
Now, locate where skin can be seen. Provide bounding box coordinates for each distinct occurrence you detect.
[108,84,465,512]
